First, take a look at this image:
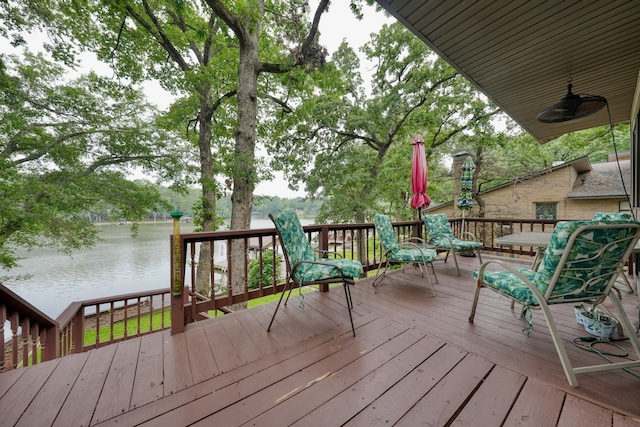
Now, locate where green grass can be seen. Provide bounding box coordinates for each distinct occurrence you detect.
[84,309,171,346]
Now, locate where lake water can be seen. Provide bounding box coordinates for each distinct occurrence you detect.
[3,218,313,319]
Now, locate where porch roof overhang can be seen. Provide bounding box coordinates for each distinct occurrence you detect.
[375,1,640,143]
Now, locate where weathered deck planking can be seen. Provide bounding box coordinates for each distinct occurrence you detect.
[1,256,640,426]
[130,331,164,409]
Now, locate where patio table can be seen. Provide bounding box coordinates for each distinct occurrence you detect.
[494,231,552,269]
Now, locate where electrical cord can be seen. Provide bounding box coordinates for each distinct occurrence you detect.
[572,336,640,379]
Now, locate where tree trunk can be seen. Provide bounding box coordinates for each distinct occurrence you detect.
[227,26,260,311]
[195,88,217,296]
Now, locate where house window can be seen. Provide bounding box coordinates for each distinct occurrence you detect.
[535,202,557,220]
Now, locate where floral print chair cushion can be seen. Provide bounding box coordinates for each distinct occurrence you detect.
[423,214,482,250]
[271,211,363,283]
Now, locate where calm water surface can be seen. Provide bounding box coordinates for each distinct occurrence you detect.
[4,218,312,319]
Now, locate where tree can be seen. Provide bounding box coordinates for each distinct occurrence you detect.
[271,22,501,222]
[0,53,188,269]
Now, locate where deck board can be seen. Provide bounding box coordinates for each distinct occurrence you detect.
[161,328,193,395]
[452,365,526,426]
[502,378,565,426]
[130,331,164,409]
[183,322,219,384]
[53,343,117,427]
[2,255,640,426]
[91,336,141,424]
[341,343,467,427]
[393,353,495,426]
[14,352,89,427]
[289,334,445,426]
[0,359,61,426]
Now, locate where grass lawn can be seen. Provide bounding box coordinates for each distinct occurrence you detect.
[84,309,171,346]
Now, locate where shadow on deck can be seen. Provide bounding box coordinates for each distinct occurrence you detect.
[1,255,639,426]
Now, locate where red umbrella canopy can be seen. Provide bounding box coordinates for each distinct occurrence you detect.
[410,135,432,210]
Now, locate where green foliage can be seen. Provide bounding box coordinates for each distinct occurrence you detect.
[0,53,189,269]
[248,250,282,290]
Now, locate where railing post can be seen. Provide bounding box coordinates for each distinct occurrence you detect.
[318,225,329,292]
[0,305,5,373]
[357,228,367,272]
[44,325,60,361]
[71,310,83,354]
[170,211,185,334]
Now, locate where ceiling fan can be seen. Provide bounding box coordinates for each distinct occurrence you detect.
[537,78,607,123]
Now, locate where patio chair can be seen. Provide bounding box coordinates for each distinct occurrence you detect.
[268,211,363,337]
[422,213,483,276]
[373,214,438,295]
[469,220,640,387]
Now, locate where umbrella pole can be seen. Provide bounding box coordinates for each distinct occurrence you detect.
[461,210,465,234]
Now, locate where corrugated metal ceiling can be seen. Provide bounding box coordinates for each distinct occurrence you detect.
[376,0,640,142]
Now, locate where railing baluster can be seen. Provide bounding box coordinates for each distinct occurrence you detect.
[10,312,18,370]
[0,304,5,373]
[30,323,38,366]
[21,318,29,368]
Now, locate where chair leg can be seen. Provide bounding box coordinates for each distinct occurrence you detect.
[267,279,294,332]
[608,291,640,359]
[536,298,580,387]
[469,278,483,322]
[451,250,461,276]
[429,261,438,284]
[344,281,356,337]
[476,249,483,265]
[372,259,390,288]
[615,271,634,293]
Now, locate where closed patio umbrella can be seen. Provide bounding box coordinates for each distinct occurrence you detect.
[410,134,431,220]
[457,156,475,230]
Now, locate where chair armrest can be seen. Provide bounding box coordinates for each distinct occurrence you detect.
[456,231,480,242]
[403,236,427,244]
[314,249,344,258]
[426,233,455,246]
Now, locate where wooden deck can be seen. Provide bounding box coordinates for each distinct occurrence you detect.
[1,256,640,426]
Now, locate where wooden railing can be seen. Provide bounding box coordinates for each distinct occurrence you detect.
[56,288,171,356]
[169,222,407,333]
[2,216,563,368]
[169,218,557,334]
[1,284,59,372]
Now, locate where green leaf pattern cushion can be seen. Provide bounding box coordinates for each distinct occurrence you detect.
[374,214,400,255]
[533,220,638,301]
[387,247,437,263]
[473,268,539,305]
[477,220,639,306]
[374,214,437,262]
[423,214,483,250]
[592,212,631,221]
[272,211,363,283]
